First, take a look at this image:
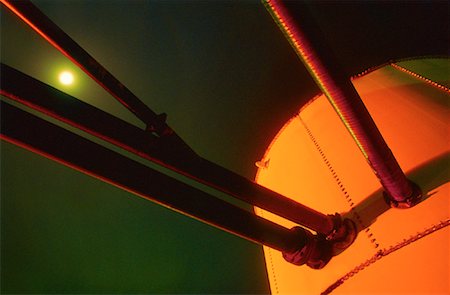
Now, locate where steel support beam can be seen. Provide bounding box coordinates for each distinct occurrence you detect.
[1,63,336,235]
[0,101,309,253]
[1,0,339,233]
[1,0,168,134]
[264,0,421,207]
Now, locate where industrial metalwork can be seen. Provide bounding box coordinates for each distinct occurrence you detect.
[0,0,349,238]
[13,0,441,269]
[1,62,355,269]
[264,0,422,208]
[2,100,305,253]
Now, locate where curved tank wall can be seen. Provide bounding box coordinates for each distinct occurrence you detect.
[255,58,449,294]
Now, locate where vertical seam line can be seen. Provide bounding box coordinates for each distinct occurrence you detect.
[298,115,380,249]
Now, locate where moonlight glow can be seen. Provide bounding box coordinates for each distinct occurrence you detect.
[59,71,74,85]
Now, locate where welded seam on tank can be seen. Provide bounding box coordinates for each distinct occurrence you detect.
[321,218,450,295]
[297,115,380,249]
[390,63,450,93]
[254,209,280,294]
[266,244,280,294]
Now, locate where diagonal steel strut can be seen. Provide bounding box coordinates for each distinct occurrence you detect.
[0,101,306,253]
[264,0,421,208]
[0,0,360,267]
[0,63,337,235]
[0,98,355,268]
[1,0,169,134]
[0,0,342,234]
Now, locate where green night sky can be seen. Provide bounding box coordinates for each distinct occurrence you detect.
[1,1,448,293]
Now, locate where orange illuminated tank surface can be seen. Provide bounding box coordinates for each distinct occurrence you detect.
[255,58,449,294]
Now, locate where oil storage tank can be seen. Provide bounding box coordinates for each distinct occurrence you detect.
[255,58,449,294]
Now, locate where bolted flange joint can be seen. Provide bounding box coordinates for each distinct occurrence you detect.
[282,227,332,269]
[326,214,358,256]
[384,181,422,209]
[282,214,357,269]
[145,113,174,137]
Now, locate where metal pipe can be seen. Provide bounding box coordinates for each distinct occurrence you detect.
[1,0,167,134]
[264,0,421,207]
[0,101,310,253]
[1,63,336,234]
[1,0,341,231]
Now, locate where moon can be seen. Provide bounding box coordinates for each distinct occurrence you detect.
[59,71,74,85]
